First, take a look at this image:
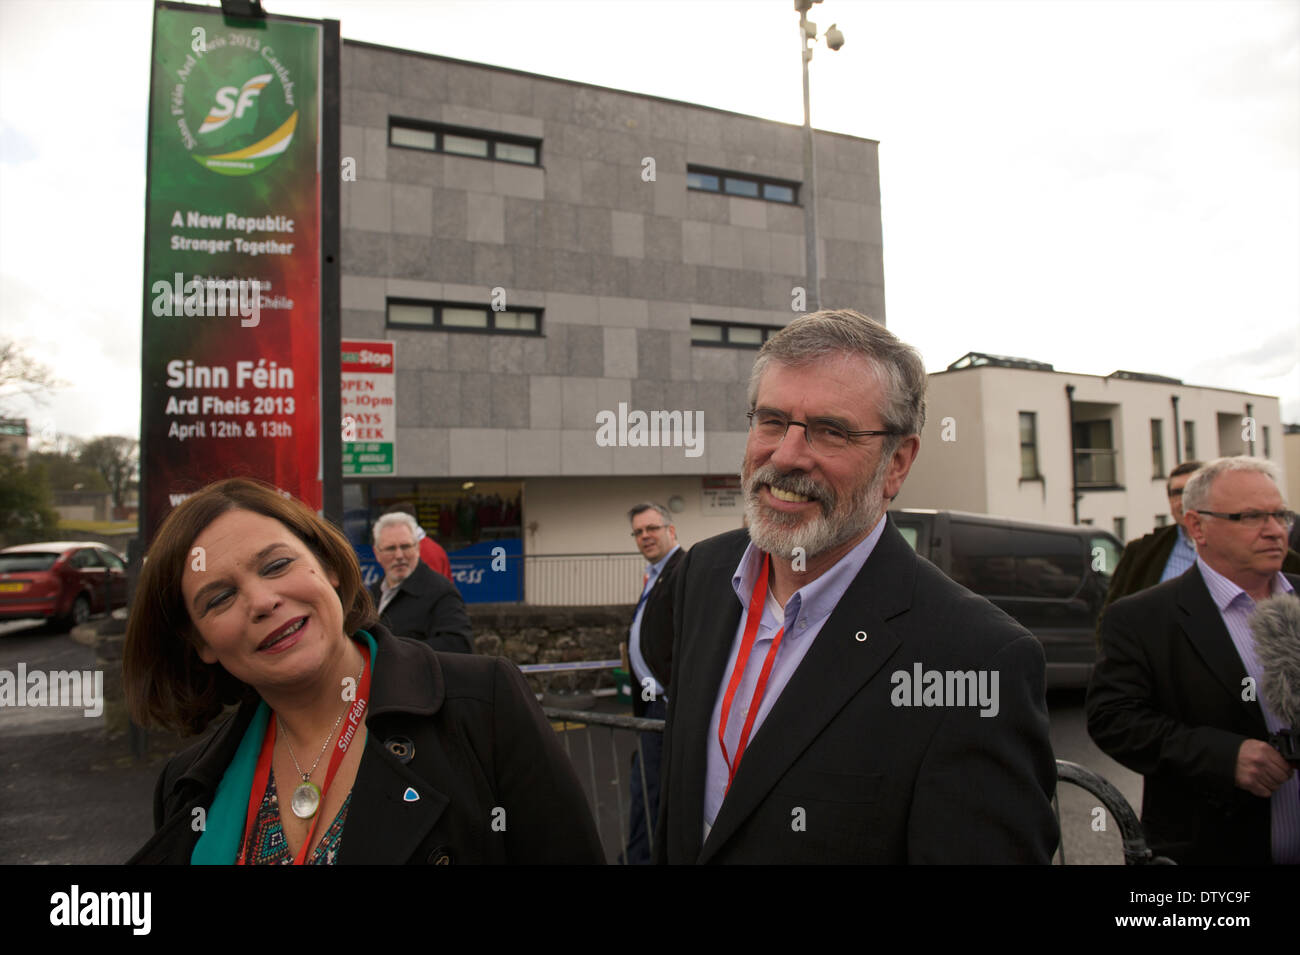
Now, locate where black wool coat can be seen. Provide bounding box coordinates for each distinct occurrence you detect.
[1087,567,1300,865]
[369,560,474,654]
[128,625,604,865]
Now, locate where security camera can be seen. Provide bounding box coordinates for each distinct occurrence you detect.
[826,24,845,51]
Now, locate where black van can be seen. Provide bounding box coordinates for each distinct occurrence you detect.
[888,509,1123,689]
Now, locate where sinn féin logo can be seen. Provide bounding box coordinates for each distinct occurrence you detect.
[171,30,299,177]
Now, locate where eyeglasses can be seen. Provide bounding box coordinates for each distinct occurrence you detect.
[631,524,667,538]
[1193,509,1295,530]
[747,408,901,454]
[377,543,417,555]
[1167,488,1184,498]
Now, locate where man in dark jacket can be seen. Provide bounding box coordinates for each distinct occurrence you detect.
[1087,456,1299,863]
[370,513,473,653]
[622,502,684,864]
[1102,461,1204,610]
[1104,460,1300,617]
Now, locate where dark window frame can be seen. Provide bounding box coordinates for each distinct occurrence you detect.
[690,319,782,350]
[1019,411,1042,482]
[1183,420,1197,461]
[1150,418,1165,478]
[686,164,800,205]
[388,117,542,167]
[385,298,544,337]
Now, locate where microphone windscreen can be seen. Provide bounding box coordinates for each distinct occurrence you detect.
[1250,593,1300,728]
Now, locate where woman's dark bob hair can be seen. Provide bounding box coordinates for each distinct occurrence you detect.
[124,478,376,735]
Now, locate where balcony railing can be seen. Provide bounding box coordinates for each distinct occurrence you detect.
[1074,448,1118,487]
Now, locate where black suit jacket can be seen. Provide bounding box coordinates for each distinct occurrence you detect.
[128,625,603,864]
[1086,566,1299,865]
[654,523,1059,864]
[636,546,685,706]
[370,561,473,654]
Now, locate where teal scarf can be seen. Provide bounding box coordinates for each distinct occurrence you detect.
[192,630,379,865]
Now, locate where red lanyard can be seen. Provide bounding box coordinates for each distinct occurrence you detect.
[237,644,372,866]
[717,553,786,793]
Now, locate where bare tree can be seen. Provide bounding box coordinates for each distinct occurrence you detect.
[0,339,65,415]
[78,436,139,511]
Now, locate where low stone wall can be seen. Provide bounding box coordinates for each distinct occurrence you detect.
[469,603,633,696]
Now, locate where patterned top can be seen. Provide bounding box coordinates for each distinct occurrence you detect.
[242,768,352,865]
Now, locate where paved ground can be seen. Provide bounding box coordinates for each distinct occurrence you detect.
[1,619,1141,865]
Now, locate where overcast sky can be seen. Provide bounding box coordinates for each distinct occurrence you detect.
[1,0,1296,443]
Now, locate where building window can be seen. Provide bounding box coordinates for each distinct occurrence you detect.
[1150,418,1165,478]
[388,119,541,166]
[691,320,781,348]
[1019,412,1040,480]
[1073,419,1118,487]
[1113,516,1126,542]
[1183,420,1196,460]
[1155,514,1168,528]
[1263,425,1271,458]
[386,299,542,335]
[686,164,799,204]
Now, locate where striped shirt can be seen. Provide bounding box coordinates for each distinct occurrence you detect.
[1159,525,1197,582]
[1196,556,1299,864]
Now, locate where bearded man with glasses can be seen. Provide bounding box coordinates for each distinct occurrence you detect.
[369,512,472,654]
[1088,456,1300,864]
[653,309,1058,864]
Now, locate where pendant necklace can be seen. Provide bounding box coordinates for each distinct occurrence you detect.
[278,653,366,820]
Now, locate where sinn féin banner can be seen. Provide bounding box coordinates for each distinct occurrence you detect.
[141,3,323,539]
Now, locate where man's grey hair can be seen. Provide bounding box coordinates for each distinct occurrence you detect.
[747,309,928,450]
[1182,456,1284,514]
[373,511,420,545]
[627,502,673,526]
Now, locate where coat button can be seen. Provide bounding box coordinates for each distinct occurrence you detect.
[385,736,415,763]
[428,847,452,865]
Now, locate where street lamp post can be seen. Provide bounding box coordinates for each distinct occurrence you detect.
[796,1,844,313]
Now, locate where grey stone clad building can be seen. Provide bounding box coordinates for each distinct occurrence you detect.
[337,40,885,602]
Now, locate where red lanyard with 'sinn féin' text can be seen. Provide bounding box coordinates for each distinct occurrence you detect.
[238,649,371,866]
[717,552,786,794]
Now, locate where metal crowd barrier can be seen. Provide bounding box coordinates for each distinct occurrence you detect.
[539,695,1169,865]
[1054,759,1173,865]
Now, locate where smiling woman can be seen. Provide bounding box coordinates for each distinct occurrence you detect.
[123,478,602,865]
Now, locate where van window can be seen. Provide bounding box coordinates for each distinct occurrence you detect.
[1089,535,1121,579]
[949,520,1015,597]
[895,525,919,551]
[1013,529,1083,598]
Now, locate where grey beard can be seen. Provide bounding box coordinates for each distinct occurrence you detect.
[742,456,888,562]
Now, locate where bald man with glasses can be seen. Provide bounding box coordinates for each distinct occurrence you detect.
[1088,456,1299,864]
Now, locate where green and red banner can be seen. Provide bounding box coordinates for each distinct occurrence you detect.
[141,3,323,537]
[341,340,396,476]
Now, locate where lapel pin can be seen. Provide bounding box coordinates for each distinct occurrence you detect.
[403,787,420,802]
[855,631,868,642]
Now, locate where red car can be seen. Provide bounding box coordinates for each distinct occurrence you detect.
[0,541,128,630]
